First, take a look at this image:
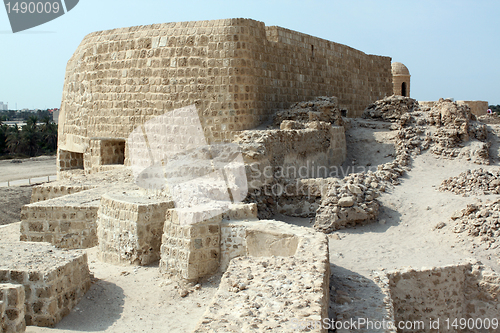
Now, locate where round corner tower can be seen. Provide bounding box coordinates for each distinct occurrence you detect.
[392,62,410,97]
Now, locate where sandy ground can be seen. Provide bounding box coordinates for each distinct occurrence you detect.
[0,186,32,225]
[0,156,57,225]
[1,123,500,332]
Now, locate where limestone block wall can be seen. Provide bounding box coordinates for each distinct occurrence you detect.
[20,188,105,249]
[388,263,500,333]
[159,208,222,281]
[457,101,488,116]
[58,18,391,172]
[57,150,83,172]
[0,284,25,333]
[236,124,346,189]
[419,100,488,116]
[97,192,173,265]
[0,242,90,328]
[30,184,97,203]
[259,25,392,118]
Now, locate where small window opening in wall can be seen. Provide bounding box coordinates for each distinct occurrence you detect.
[311,45,314,58]
[401,82,407,97]
[102,139,125,165]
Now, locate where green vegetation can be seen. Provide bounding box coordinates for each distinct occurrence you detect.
[0,115,57,159]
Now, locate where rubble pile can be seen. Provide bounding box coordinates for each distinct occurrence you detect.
[364,97,490,164]
[273,96,344,127]
[451,201,500,245]
[478,113,500,125]
[314,145,410,232]
[440,168,500,196]
[363,95,419,123]
[314,173,381,232]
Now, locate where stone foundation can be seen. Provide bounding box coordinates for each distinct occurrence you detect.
[387,263,500,333]
[236,124,346,189]
[159,207,223,281]
[194,219,330,332]
[0,284,26,333]
[0,241,90,328]
[30,184,97,203]
[97,191,173,265]
[20,188,108,249]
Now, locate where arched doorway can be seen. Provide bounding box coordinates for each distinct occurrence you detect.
[401,82,407,97]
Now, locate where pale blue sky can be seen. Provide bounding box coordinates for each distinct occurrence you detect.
[1,0,499,110]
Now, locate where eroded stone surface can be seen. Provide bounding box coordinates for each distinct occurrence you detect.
[194,220,330,332]
[0,283,26,333]
[0,241,90,328]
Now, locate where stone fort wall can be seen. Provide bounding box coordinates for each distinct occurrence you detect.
[58,18,391,170]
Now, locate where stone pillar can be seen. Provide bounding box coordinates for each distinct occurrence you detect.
[159,207,222,281]
[97,192,173,265]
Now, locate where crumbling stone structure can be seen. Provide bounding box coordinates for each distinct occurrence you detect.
[57,18,392,174]
[0,242,90,328]
[388,263,500,333]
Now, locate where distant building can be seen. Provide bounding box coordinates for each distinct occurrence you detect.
[53,109,60,124]
[0,102,7,110]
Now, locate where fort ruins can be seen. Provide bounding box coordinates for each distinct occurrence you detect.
[2,18,499,333]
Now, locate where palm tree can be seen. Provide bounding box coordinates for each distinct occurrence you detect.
[21,116,41,157]
[6,124,22,154]
[40,116,58,152]
[0,124,7,154]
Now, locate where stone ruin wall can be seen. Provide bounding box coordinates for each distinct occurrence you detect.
[419,100,489,116]
[388,264,500,333]
[57,18,392,173]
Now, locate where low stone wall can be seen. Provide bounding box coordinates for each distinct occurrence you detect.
[20,188,107,249]
[194,219,330,332]
[160,203,258,280]
[457,100,488,116]
[0,283,25,333]
[97,191,173,265]
[30,184,97,203]
[236,124,346,190]
[0,241,90,328]
[387,263,500,333]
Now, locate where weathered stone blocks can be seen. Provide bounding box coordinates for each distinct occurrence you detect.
[194,220,331,332]
[20,188,107,249]
[388,263,500,333]
[160,208,222,281]
[84,138,126,174]
[97,191,173,265]
[0,284,26,333]
[0,242,90,328]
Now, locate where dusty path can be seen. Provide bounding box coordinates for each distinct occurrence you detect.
[0,156,57,183]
